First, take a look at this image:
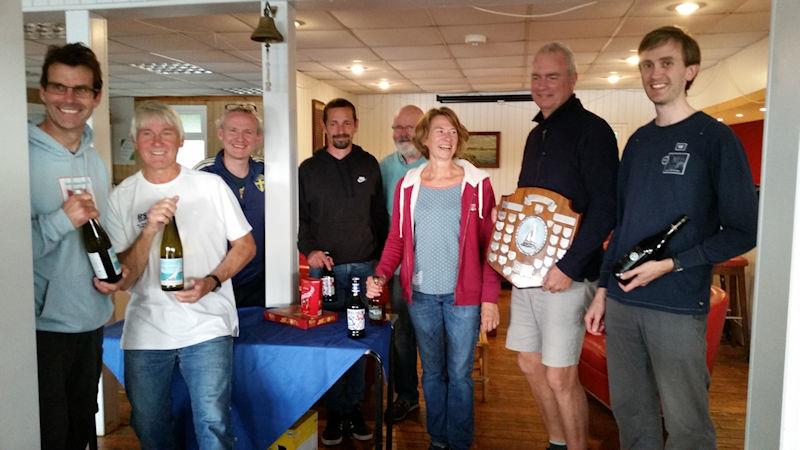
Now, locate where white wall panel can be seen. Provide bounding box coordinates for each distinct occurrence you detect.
[295,71,355,163]
[356,89,654,201]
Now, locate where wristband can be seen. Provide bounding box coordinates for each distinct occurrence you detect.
[207,274,222,292]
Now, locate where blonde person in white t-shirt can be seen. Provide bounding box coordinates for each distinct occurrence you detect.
[105,100,255,450]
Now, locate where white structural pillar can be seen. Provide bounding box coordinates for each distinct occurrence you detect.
[65,10,119,436]
[0,0,40,447]
[261,0,299,306]
[748,0,800,448]
[65,10,112,176]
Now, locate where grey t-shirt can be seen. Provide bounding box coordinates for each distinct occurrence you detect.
[413,184,461,294]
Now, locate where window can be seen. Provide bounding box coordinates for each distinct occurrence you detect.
[173,105,207,168]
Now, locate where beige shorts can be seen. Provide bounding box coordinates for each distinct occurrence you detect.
[505,280,596,368]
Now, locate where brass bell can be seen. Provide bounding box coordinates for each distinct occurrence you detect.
[250,3,284,44]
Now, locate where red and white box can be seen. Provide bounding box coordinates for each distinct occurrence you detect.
[300,278,322,317]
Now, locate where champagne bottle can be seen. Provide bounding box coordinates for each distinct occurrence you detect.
[82,218,122,283]
[347,277,366,339]
[613,214,689,284]
[320,251,336,303]
[160,217,184,291]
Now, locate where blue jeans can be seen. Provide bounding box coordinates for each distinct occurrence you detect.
[310,261,374,416]
[409,291,480,450]
[125,336,234,450]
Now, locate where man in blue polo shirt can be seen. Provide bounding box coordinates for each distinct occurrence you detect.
[196,104,265,307]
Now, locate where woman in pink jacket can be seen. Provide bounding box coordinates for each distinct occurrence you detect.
[367,107,500,450]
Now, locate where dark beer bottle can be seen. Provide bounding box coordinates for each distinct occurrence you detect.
[160,217,184,291]
[347,277,366,339]
[320,252,336,303]
[82,218,122,283]
[613,214,689,284]
[368,291,384,325]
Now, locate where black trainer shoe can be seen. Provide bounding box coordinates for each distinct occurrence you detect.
[387,398,419,422]
[348,412,373,441]
[321,417,344,446]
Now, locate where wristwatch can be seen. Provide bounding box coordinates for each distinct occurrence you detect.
[207,274,222,292]
[671,257,684,273]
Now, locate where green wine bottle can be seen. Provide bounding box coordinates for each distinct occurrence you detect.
[82,218,122,283]
[160,217,184,291]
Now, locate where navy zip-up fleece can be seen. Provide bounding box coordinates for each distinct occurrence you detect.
[517,94,619,282]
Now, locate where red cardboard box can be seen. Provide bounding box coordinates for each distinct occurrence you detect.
[264,305,338,330]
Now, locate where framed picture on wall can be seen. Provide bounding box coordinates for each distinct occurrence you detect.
[312,99,326,151]
[463,131,500,168]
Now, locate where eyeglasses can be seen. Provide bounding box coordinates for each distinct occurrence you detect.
[225,103,258,112]
[44,82,98,99]
[391,125,415,132]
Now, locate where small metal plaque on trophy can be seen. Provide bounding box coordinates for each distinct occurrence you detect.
[487,187,582,288]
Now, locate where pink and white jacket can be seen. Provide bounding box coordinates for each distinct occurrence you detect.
[374,159,501,306]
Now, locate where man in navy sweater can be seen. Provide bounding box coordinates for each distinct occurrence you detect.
[505,42,618,450]
[585,26,758,449]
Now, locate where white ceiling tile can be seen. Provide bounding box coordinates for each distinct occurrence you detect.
[226,72,264,81]
[111,33,213,52]
[107,18,165,37]
[602,36,645,52]
[323,79,364,90]
[352,27,442,46]
[631,0,759,17]
[340,69,403,82]
[528,18,620,40]
[300,71,346,80]
[695,31,768,49]
[298,47,380,62]
[293,11,345,31]
[412,77,468,85]
[296,61,330,72]
[449,41,525,58]
[296,30,364,49]
[706,12,770,33]
[467,75,526,84]
[199,62,260,73]
[373,45,450,60]
[325,60,393,72]
[735,0,772,13]
[389,59,459,70]
[331,9,433,29]
[193,32,263,52]
[528,38,606,53]
[428,5,529,26]
[404,69,464,80]
[438,22,526,45]
[527,51,598,66]
[457,56,525,69]
[616,15,727,37]
[141,15,253,34]
[24,39,49,56]
[463,67,524,78]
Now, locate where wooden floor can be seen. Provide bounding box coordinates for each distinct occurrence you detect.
[98,288,749,449]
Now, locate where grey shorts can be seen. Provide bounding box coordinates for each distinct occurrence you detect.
[505,280,596,367]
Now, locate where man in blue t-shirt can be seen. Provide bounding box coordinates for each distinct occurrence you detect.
[196,104,265,307]
[585,26,758,449]
[379,104,425,422]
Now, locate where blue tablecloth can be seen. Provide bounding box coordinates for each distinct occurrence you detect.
[102,307,392,449]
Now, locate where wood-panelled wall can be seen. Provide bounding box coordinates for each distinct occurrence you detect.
[355,90,655,201]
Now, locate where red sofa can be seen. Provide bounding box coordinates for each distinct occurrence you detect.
[578,285,729,408]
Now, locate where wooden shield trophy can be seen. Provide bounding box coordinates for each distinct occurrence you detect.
[487,187,582,288]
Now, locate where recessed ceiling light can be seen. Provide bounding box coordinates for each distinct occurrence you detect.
[759,107,767,112]
[350,64,366,75]
[24,22,65,40]
[377,79,391,90]
[717,117,724,122]
[625,54,640,66]
[735,113,744,118]
[222,87,263,95]
[670,2,705,16]
[294,20,305,28]
[465,33,487,46]
[607,72,621,84]
[130,62,212,75]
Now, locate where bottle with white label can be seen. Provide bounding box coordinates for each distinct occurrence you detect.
[81,218,122,283]
[160,217,184,291]
[347,277,366,339]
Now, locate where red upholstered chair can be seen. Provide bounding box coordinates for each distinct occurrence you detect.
[578,285,729,408]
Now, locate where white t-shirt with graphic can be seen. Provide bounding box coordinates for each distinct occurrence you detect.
[106,167,252,350]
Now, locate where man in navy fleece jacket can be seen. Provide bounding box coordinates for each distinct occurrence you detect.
[585,26,758,449]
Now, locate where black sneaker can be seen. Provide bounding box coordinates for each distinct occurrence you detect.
[348,412,373,441]
[321,417,344,446]
[388,398,419,422]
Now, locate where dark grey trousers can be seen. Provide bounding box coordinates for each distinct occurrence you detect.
[605,298,716,450]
